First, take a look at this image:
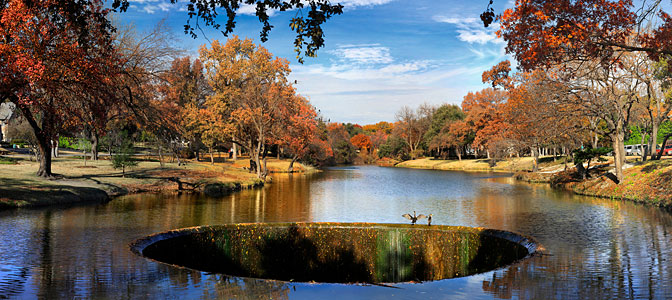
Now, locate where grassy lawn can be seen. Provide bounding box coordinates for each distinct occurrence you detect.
[395,156,541,172]
[552,159,672,208]
[230,157,316,173]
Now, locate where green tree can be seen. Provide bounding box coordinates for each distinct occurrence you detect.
[424,104,466,155]
[378,135,410,161]
[573,146,612,180]
[111,140,138,178]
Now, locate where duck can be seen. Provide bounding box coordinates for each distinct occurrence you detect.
[402,211,426,225]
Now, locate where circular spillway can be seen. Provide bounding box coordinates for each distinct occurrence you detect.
[131,223,540,284]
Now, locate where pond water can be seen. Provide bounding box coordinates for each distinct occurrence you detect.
[1,166,671,299]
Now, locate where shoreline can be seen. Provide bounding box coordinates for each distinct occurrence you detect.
[396,157,672,211]
[0,156,313,209]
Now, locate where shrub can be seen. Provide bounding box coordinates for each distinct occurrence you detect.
[111,141,138,177]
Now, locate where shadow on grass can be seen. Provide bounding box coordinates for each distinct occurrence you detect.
[0,177,108,209]
[641,160,672,173]
[63,167,206,192]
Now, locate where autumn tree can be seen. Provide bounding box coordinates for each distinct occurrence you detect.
[300,118,333,166]
[497,0,672,182]
[483,62,584,171]
[363,121,393,134]
[461,88,507,159]
[393,104,435,158]
[276,94,320,172]
[425,104,466,157]
[369,131,388,152]
[200,36,291,180]
[159,56,215,163]
[326,123,357,164]
[1,0,123,177]
[350,134,373,152]
[444,120,474,160]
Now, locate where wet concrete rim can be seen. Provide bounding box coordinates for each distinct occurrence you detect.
[129,222,544,285]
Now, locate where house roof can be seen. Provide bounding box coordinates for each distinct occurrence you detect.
[0,102,15,121]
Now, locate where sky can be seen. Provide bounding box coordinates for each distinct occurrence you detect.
[115,0,516,124]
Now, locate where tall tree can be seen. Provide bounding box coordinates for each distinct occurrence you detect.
[461,88,507,158]
[277,94,319,172]
[200,36,291,180]
[425,104,466,157]
[1,0,121,177]
[393,104,434,157]
[497,0,672,182]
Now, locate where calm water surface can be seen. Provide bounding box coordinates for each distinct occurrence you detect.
[1,166,671,299]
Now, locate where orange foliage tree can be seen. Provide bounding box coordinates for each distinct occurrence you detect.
[350,134,373,152]
[461,88,508,159]
[200,36,300,180]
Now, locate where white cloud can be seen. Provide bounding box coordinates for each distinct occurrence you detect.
[236,3,278,16]
[433,15,503,45]
[339,0,395,7]
[237,4,257,15]
[142,2,171,14]
[328,44,393,64]
[130,0,177,14]
[457,30,497,44]
[288,55,495,124]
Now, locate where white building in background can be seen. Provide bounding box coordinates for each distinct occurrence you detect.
[0,102,16,142]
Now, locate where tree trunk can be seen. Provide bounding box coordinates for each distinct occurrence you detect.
[592,133,599,149]
[36,137,52,177]
[158,144,164,167]
[654,133,672,160]
[651,121,659,160]
[52,136,59,158]
[553,147,557,161]
[640,131,648,162]
[209,147,214,165]
[174,148,182,166]
[91,132,99,160]
[15,102,53,177]
[254,140,263,179]
[576,160,587,179]
[232,142,238,161]
[531,146,539,172]
[456,146,462,161]
[83,148,87,166]
[288,155,298,172]
[611,130,625,183]
[262,146,268,179]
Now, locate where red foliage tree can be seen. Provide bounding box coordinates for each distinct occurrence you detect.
[277,94,320,172]
[1,0,121,177]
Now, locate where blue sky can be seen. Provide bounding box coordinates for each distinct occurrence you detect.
[116,0,515,124]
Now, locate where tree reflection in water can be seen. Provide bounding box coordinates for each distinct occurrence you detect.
[0,166,671,298]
